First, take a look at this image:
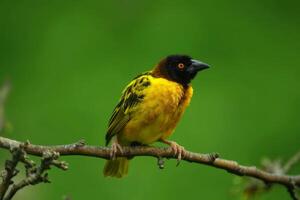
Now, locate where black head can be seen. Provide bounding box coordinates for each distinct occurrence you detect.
[154,55,210,85]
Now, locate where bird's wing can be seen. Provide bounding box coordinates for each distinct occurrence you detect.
[105,72,152,145]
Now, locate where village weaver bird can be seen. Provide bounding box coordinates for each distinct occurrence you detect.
[103,54,210,178]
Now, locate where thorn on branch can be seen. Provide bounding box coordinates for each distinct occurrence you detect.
[74,139,86,148]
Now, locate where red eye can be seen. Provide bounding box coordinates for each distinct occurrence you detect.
[178,63,185,69]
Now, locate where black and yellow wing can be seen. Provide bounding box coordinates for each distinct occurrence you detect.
[105,72,152,145]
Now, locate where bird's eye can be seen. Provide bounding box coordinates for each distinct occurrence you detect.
[177,63,185,69]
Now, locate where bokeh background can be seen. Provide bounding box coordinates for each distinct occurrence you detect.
[1,0,300,199]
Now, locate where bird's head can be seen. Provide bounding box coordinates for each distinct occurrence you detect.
[152,55,210,86]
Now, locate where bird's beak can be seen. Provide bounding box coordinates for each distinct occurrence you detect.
[191,59,210,72]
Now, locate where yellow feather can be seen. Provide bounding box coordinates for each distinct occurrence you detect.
[119,75,193,144]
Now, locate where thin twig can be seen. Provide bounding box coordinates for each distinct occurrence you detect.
[284,151,300,173]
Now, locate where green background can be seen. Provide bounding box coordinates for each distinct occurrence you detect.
[1,0,300,199]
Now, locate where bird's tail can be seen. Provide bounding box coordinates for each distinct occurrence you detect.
[103,157,129,178]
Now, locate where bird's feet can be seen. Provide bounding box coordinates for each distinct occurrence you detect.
[110,141,123,160]
[160,139,185,166]
[170,141,185,166]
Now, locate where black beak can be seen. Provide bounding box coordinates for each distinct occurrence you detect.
[191,59,210,72]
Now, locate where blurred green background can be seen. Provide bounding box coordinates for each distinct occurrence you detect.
[1,0,300,199]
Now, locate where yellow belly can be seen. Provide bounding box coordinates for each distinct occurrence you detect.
[118,77,193,145]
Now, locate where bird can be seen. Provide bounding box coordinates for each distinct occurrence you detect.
[103,54,210,178]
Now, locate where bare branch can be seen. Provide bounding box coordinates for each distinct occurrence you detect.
[0,136,299,193]
[0,141,67,200]
[3,150,68,200]
[0,146,24,200]
[241,153,300,199]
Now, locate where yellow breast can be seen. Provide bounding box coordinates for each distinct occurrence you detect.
[120,76,193,145]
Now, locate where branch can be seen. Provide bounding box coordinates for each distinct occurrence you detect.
[3,150,67,200]
[0,141,67,200]
[241,157,300,199]
[0,146,23,200]
[0,136,299,191]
